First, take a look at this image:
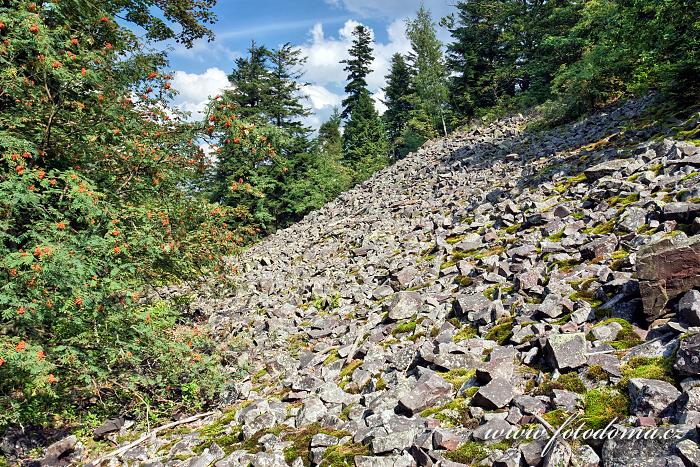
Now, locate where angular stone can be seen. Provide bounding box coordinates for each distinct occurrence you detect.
[493,448,521,467]
[398,372,454,415]
[296,396,326,425]
[541,293,571,319]
[581,235,618,260]
[619,207,647,233]
[311,434,338,448]
[370,429,417,454]
[471,377,515,410]
[576,444,600,467]
[602,431,679,467]
[520,439,546,466]
[591,321,623,342]
[250,452,288,467]
[388,292,423,320]
[543,441,571,467]
[584,158,633,179]
[93,417,126,439]
[679,290,700,326]
[432,351,481,372]
[453,294,490,319]
[432,429,463,451]
[355,453,414,467]
[674,439,700,466]
[454,234,483,251]
[552,389,582,412]
[513,395,546,415]
[674,333,700,376]
[317,382,359,405]
[188,444,225,467]
[476,358,515,384]
[637,235,700,323]
[545,333,587,370]
[628,378,680,417]
[40,436,78,466]
[662,202,700,223]
[395,266,420,288]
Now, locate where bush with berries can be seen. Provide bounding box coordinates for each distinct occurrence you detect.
[0,0,266,430]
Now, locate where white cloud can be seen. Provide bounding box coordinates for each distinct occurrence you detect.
[167,16,431,128]
[298,19,410,116]
[170,68,230,120]
[303,84,343,110]
[325,0,454,20]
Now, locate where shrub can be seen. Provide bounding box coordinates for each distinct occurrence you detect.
[0,1,262,430]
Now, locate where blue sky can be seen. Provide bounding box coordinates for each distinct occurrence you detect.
[162,0,455,128]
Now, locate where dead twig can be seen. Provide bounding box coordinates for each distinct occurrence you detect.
[88,411,216,466]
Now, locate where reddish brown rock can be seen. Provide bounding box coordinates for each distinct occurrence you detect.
[636,235,700,324]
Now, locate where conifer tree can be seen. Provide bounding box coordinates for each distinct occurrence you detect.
[341,25,374,119]
[318,108,343,154]
[405,4,449,137]
[267,44,312,160]
[443,0,502,117]
[226,41,272,121]
[343,91,388,181]
[215,42,314,229]
[268,44,311,148]
[286,109,352,214]
[383,53,414,158]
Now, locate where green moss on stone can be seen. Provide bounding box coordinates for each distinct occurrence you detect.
[392,320,417,336]
[453,325,478,343]
[583,388,629,429]
[484,319,514,345]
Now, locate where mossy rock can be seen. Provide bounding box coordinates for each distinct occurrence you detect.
[319,443,369,466]
[484,319,514,344]
[619,356,674,388]
[543,408,571,428]
[587,365,609,382]
[438,369,477,392]
[591,318,643,350]
[337,359,363,384]
[534,372,585,396]
[583,218,617,235]
[420,397,476,427]
[392,320,417,336]
[453,325,478,343]
[444,441,490,464]
[583,388,629,430]
[607,193,640,207]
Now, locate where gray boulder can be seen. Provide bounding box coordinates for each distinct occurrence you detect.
[545,333,587,370]
[628,378,680,417]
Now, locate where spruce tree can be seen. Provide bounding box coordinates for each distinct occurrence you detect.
[268,46,310,126]
[318,108,343,154]
[226,41,272,121]
[406,4,450,137]
[341,25,375,119]
[267,43,312,155]
[445,0,582,119]
[383,53,414,158]
[286,109,352,214]
[343,91,388,182]
[216,42,315,230]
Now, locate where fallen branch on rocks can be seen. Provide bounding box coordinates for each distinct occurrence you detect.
[531,413,581,467]
[87,411,216,466]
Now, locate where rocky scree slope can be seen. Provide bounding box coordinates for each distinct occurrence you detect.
[79,96,700,467]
